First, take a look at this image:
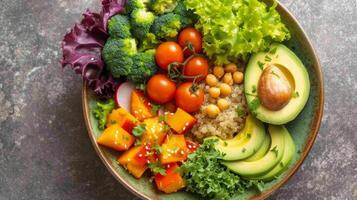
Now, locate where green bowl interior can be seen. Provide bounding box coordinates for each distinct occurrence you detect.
[84,3,323,200]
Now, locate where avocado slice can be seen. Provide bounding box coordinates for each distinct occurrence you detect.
[222,125,286,177]
[244,44,310,125]
[252,125,295,181]
[211,115,266,161]
[244,132,271,162]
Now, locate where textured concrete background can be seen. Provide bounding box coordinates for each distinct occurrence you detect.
[0,0,356,199]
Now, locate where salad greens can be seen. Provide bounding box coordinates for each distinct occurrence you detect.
[181,139,263,200]
[93,99,115,130]
[184,0,290,64]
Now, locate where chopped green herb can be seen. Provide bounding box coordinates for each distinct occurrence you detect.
[134,139,142,146]
[252,85,257,93]
[247,133,252,138]
[154,144,163,154]
[265,55,272,62]
[236,106,246,118]
[269,47,277,54]
[271,70,280,78]
[257,61,265,70]
[280,162,284,168]
[158,114,167,123]
[151,104,160,115]
[249,98,261,113]
[148,162,166,176]
[292,91,300,98]
[132,124,146,137]
[223,141,228,147]
[242,148,246,153]
[271,145,279,157]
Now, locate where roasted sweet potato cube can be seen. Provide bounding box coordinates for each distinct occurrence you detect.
[118,146,148,178]
[131,90,155,121]
[106,108,138,132]
[97,124,135,151]
[160,134,188,164]
[141,117,167,145]
[166,108,197,134]
[155,163,186,193]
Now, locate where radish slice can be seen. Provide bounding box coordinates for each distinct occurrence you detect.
[115,81,135,111]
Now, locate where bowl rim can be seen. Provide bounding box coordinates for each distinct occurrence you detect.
[81,2,324,200]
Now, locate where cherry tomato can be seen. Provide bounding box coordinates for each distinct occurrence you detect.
[183,56,209,81]
[155,42,184,71]
[175,82,204,113]
[147,74,176,104]
[178,27,203,57]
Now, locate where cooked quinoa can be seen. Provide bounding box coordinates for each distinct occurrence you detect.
[190,84,248,140]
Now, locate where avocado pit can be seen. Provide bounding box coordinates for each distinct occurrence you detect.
[258,64,292,111]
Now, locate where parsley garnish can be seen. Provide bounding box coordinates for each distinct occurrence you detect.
[134,140,142,146]
[271,145,279,157]
[148,162,166,175]
[236,106,246,118]
[271,70,280,78]
[249,98,260,116]
[257,61,265,70]
[247,133,252,138]
[242,148,246,153]
[252,85,257,93]
[223,141,228,147]
[265,55,272,62]
[269,47,277,54]
[132,124,146,137]
[292,91,300,98]
[154,144,163,154]
[151,104,160,115]
[158,114,166,123]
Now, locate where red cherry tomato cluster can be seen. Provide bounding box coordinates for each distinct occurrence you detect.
[147,27,206,113]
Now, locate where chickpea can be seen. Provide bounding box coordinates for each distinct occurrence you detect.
[213,66,225,79]
[205,104,220,118]
[205,74,218,87]
[220,83,232,96]
[217,99,230,111]
[223,73,234,85]
[224,63,238,73]
[233,71,244,84]
[208,87,220,98]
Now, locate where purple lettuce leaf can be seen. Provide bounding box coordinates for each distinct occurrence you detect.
[61,0,125,98]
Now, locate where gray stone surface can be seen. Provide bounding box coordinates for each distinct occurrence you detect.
[0,0,356,199]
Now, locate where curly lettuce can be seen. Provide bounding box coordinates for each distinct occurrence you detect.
[93,99,115,130]
[184,0,290,64]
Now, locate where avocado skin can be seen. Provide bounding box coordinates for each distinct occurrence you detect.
[244,44,310,125]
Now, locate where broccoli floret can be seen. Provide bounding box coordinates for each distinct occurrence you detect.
[151,13,181,40]
[173,1,198,27]
[139,33,160,51]
[125,0,150,13]
[108,14,131,38]
[149,0,178,15]
[127,49,157,83]
[102,37,138,77]
[130,9,156,39]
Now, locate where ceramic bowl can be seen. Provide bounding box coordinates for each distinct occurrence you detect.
[82,1,324,199]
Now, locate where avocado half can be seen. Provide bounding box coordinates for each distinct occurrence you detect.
[244,44,310,125]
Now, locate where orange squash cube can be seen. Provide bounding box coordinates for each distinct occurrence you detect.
[118,145,148,178]
[160,134,188,164]
[97,124,135,151]
[106,108,138,133]
[155,163,186,193]
[131,90,155,121]
[141,117,167,145]
[166,108,197,134]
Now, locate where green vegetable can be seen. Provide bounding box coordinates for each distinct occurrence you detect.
[148,162,167,175]
[108,15,131,38]
[126,0,150,13]
[149,0,178,15]
[236,105,246,118]
[173,1,198,27]
[127,49,158,83]
[151,13,181,40]
[184,0,290,64]
[102,37,137,77]
[130,8,156,39]
[181,139,263,199]
[93,99,115,130]
[139,33,160,51]
[132,124,146,137]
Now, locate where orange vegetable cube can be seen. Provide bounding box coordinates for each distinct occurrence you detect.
[97,124,135,151]
[166,108,197,134]
[141,117,167,145]
[106,108,138,133]
[160,134,188,164]
[155,163,186,193]
[118,146,148,178]
[131,90,155,121]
